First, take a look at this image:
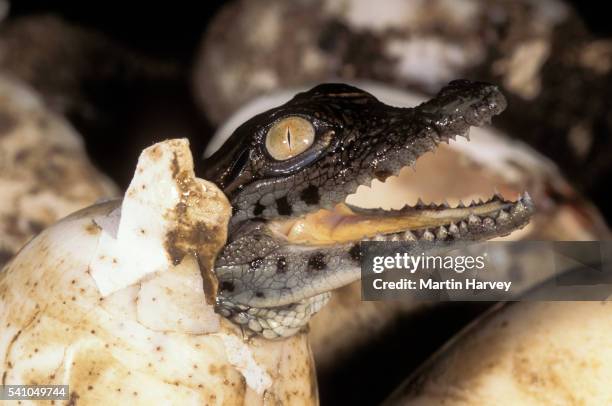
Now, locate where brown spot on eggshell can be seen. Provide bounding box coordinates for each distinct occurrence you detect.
[67,391,79,406]
[162,149,229,305]
[148,145,163,161]
[84,221,101,235]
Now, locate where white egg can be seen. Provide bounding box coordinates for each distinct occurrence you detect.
[0,139,317,405]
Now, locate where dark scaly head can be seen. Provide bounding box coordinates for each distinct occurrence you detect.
[201,80,533,339]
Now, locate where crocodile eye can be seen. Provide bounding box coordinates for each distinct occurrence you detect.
[265,116,315,160]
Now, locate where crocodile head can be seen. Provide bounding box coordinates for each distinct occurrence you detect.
[201,80,533,339]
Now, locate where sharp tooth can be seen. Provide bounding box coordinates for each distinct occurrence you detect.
[390,234,401,241]
[449,222,459,235]
[436,226,448,240]
[521,191,533,205]
[492,188,503,201]
[403,230,416,241]
[416,198,425,208]
[441,200,450,208]
[421,230,435,241]
[483,217,495,229]
[468,214,482,226]
[457,201,465,208]
[373,234,386,241]
[496,209,509,222]
[459,221,468,233]
[511,201,526,216]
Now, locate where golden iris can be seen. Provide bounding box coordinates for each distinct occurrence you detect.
[265,117,315,160]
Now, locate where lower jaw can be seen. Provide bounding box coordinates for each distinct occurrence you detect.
[267,193,531,247]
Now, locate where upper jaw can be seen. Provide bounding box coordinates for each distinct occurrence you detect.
[253,81,524,246]
[260,80,512,236]
[228,80,508,225]
[418,79,507,125]
[364,80,506,186]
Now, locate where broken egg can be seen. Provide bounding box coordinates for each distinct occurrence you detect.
[0,139,317,405]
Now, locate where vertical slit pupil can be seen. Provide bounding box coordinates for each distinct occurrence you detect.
[286,127,292,152]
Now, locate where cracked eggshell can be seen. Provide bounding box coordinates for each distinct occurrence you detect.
[0,74,119,269]
[0,139,317,405]
[385,301,612,405]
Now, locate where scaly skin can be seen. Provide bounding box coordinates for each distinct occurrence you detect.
[201,80,533,339]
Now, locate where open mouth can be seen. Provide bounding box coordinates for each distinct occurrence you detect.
[267,138,534,247]
[211,80,536,339]
[269,192,532,245]
[269,183,532,248]
[262,81,533,246]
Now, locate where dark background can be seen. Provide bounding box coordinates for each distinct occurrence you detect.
[9,2,607,60]
[4,2,609,405]
[9,2,225,62]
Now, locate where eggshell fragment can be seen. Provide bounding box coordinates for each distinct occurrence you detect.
[136,254,221,334]
[0,139,317,405]
[89,139,228,299]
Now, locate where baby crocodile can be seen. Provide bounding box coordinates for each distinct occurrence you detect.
[201,80,533,339]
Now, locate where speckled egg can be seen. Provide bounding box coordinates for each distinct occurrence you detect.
[0,139,317,405]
